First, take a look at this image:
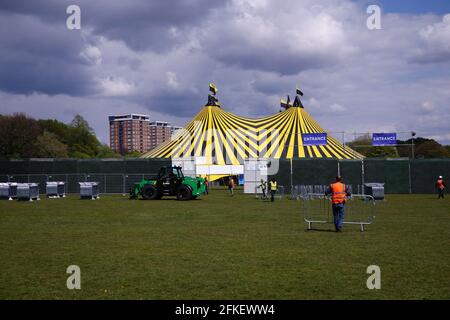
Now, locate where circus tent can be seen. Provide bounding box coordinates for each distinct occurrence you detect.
[142,87,363,165]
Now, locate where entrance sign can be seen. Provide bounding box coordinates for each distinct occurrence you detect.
[372,133,396,146]
[302,133,327,146]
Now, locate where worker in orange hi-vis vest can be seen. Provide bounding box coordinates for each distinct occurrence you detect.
[325,176,352,232]
[436,176,446,199]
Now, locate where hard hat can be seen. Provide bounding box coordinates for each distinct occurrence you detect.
[439,176,443,179]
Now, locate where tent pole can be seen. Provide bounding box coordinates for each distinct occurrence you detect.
[290,158,293,197]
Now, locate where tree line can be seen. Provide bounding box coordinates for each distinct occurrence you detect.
[0,113,130,159]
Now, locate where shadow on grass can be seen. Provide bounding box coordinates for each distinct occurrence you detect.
[305,228,336,233]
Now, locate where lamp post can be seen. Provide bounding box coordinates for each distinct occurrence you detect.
[411,131,416,159]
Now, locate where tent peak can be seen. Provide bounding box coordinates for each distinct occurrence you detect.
[280,86,305,110]
[205,83,221,107]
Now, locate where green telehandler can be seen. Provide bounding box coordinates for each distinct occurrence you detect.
[130,166,205,201]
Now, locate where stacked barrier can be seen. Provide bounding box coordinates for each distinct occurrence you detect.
[46,182,66,198]
[16,183,40,201]
[79,182,100,200]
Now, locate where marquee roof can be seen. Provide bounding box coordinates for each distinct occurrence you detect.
[142,103,363,164]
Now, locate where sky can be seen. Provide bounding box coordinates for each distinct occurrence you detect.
[0,0,449,145]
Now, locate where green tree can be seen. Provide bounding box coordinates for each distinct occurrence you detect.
[397,137,450,158]
[124,150,143,158]
[67,114,102,157]
[414,140,450,158]
[34,131,69,158]
[38,119,72,144]
[71,114,94,133]
[0,113,41,158]
[97,144,121,158]
[1,113,122,159]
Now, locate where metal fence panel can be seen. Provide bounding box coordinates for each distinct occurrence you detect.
[364,159,410,194]
[0,160,28,174]
[104,174,125,194]
[53,160,77,174]
[78,159,103,174]
[275,185,285,198]
[302,194,375,231]
[28,174,48,194]
[339,160,362,188]
[293,159,338,187]
[411,159,450,194]
[8,174,29,183]
[85,174,105,193]
[28,159,53,174]
[125,174,145,194]
[67,174,86,194]
[270,159,338,194]
[0,158,449,194]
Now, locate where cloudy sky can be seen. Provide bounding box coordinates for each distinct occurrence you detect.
[0,0,450,144]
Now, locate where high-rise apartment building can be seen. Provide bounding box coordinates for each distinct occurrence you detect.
[109,114,151,154]
[149,121,171,150]
[109,114,180,154]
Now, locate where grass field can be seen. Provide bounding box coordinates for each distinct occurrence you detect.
[0,189,449,300]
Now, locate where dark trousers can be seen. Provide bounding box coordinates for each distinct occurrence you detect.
[438,188,444,199]
[270,190,275,202]
[332,204,345,231]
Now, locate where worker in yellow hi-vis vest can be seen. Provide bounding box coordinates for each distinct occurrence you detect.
[269,179,278,202]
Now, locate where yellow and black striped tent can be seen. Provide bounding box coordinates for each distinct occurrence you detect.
[142,103,363,164]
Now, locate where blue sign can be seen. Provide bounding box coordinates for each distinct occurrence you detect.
[372,133,397,146]
[238,174,244,186]
[302,133,327,146]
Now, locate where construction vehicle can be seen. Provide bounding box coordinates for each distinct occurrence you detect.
[130,166,206,200]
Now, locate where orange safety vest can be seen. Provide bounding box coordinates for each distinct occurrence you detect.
[437,179,444,189]
[330,182,346,204]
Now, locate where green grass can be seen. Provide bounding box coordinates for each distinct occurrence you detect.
[0,189,449,300]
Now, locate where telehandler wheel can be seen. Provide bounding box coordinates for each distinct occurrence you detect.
[142,184,159,200]
[176,185,192,201]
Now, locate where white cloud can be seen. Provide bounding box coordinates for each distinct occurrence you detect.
[421,101,435,112]
[411,13,450,63]
[99,76,136,96]
[169,26,179,37]
[329,103,347,112]
[419,14,450,50]
[80,45,102,65]
[198,0,358,74]
[166,71,179,89]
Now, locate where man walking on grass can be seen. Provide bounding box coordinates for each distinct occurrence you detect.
[258,179,267,199]
[325,176,351,232]
[204,177,209,195]
[269,179,277,202]
[228,177,235,196]
[436,176,446,199]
